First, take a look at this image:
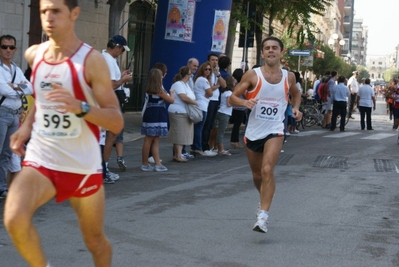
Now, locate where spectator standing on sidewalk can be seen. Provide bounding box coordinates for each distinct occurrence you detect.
[202,53,226,152]
[356,78,375,130]
[168,66,198,162]
[215,76,235,155]
[141,68,174,172]
[182,57,199,159]
[102,35,132,177]
[326,71,338,128]
[0,34,33,198]
[330,76,350,131]
[229,36,302,233]
[347,71,359,119]
[190,62,216,156]
[230,68,246,149]
[208,55,230,150]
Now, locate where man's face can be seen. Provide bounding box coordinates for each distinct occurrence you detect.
[0,38,17,62]
[188,60,199,74]
[209,56,218,68]
[40,0,79,39]
[261,40,283,67]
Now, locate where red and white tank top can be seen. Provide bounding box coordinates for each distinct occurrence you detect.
[25,41,102,174]
[245,67,289,141]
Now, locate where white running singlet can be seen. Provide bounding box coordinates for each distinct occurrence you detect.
[245,68,289,141]
[25,42,102,174]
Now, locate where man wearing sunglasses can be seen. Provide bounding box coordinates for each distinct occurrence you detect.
[0,34,33,198]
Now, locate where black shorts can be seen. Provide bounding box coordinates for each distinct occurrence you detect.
[244,133,283,153]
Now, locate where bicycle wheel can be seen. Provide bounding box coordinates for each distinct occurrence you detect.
[304,114,318,127]
[303,106,318,115]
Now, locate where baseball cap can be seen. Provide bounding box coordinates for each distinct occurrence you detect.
[352,71,358,74]
[111,35,130,52]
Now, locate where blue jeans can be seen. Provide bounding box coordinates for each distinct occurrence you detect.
[191,110,207,151]
[0,109,19,191]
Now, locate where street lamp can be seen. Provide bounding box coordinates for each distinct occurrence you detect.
[328,33,345,56]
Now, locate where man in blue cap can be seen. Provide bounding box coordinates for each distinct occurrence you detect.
[102,35,132,182]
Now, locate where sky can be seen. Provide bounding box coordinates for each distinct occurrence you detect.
[354,0,399,57]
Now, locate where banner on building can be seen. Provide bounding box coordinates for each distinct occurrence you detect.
[211,10,230,53]
[164,0,196,42]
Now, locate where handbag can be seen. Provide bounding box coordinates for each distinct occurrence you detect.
[186,103,203,124]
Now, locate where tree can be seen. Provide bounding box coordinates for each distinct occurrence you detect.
[229,0,333,64]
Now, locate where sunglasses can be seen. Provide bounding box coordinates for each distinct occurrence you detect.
[205,68,211,71]
[1,45,16,50]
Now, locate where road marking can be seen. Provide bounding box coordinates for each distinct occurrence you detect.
[296,130,325,137]
[324,132,360,138]
[361,133,397,140]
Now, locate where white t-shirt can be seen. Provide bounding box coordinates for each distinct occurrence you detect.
[209,72,220,101]
[348,76,359,93]
[102,50,122,91]
[194,76,211,112]
[168,81,196,113]
[358,85,374,108]
[218,91,233,115]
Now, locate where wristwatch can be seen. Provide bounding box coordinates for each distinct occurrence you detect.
[76,101,90,118]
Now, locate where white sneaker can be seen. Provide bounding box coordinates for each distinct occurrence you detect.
[106,170,119,181]
[203,150,217,157]
[253,214,268,233]
[148,156,162,164]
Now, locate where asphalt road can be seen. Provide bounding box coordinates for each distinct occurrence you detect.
[1,96,399,267]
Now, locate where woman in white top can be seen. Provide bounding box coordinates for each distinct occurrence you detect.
[167,66,198,162]
[191,62,216,155]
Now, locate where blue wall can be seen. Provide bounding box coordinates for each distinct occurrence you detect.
[150,0,233,90]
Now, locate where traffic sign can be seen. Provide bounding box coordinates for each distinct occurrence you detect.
[302,55,314,67]
[289,50,310,57]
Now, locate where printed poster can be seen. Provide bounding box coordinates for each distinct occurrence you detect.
[165,0,196,42]
[211,10,230,53]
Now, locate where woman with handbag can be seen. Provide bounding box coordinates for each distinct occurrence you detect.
[141,68,174,171]
[190,62,218,156]
[167,66,198,162]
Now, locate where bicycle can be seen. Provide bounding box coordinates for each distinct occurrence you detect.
[298,98,323,128]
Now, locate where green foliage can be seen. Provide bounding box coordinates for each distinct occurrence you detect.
[383,68,399,82]
[280,34,356,78]
[231,0,333,46]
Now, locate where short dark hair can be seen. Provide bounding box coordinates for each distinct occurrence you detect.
[232,68,244,83]
[337,76,346,83]
[207,53,218,61]
[261,36,284,51]
[0,34,16,46]
[63,0,79,11]
[365,78,371,85]
[331,71,338,77]
[218,56,231,69]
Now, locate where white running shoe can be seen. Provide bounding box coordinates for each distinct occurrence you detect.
[253,214,268,233]
[148,156,162,164]
[106,170,119,181]
[203,150,217,157]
